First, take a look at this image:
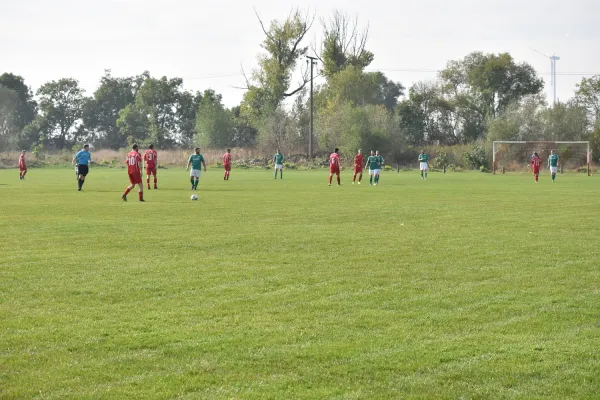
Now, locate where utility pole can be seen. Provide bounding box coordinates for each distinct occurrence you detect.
[306,56,318,159]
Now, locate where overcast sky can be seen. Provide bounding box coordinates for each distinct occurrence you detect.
[1,0,599,107]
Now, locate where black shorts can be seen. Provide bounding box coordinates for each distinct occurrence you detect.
[78,164,89,176]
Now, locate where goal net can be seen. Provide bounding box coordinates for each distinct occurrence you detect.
[492,141,592,175]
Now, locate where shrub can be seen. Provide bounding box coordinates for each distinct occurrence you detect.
[384,165,393,171]
[433,150,450,168]
[463,145,489,170]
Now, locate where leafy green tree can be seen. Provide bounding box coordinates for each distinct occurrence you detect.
[177,90,203,146]
[0,73,37,131]
[230,106,258,148]
[116,103,150,146]
[241,9,313,123]
[0,85,20,150]
[397,99,426,145]
[542,101,589,141]
[135,76,183,147]
[195,89,233,148]
[317,66,403,112]
[575,75,600,120]
[81,70,138,149]
[36,78,86,149]
[486,95,547,143]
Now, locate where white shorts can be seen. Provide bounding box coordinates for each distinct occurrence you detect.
[275,164,283,170]
[370,169,381,175]
[550,166,557,174]
[190,169,201,178]
[420,162,428,171]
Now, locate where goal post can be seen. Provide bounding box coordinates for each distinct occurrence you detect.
[492,141,592,176]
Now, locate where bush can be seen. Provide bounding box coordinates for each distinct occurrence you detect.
[283,162,297,170]
[384,165,393,171]
[433,150,450,168]
[463,145,489,170]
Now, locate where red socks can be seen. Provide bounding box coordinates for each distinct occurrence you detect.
[138,192,143,201]
[337,176,340,185]
[124,188,131,196]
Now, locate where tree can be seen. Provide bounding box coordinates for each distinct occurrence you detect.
[0,73,37,132]
[116,103,150,145]
[575,75,600,121]
[486,95,547,143]
[36,78,86,149]
[240,9,314,122]
[135,76,183,146]
[230,106,258,148]
[195,89,233,148]
[542,101,589,141]
[0,85,20,150]
[317,10,374,79]
[177,90,202,146]
[317,66,403,112]
[81,70,138,149]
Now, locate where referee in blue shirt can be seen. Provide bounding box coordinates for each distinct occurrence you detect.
[73,144,92,191]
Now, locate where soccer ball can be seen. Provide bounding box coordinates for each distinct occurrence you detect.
[190,194,198,201]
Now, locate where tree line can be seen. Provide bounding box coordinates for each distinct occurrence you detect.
[1,9,600,159]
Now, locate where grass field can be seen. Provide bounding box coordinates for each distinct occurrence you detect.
[1,168,599,399]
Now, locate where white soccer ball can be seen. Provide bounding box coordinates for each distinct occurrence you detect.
[190,194,198,201]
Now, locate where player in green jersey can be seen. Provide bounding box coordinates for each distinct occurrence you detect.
[186,147,206,190]
[418,150,429,179]
[548,149,560,182]
[273,150,284,179]
[365,150,384,185]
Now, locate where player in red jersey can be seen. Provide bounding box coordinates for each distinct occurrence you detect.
[143,144,158,190]
[122,144,144,202]
[18,150,27,180]
[222,148,232,180]
[352,149,364,184]
[329,148,342,186]
[531,151,542,183]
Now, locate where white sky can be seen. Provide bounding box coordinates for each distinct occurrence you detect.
[1,0,599,107]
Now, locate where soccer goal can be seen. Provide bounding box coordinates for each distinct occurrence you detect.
[492,141,592,175]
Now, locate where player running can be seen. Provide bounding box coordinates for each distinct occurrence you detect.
[548,149,560,182]
[18,150,27,180]
[418,150,429,179]
[328,148,341,186]
[143,144,158,190]
[531,151,542,183]
[73,144,92,191]
[365,150,384,185]
[186,148,206,190]
[122,144,144,202]
[222,149,232,180]
[352,149,364,184]
[273,150,284,179]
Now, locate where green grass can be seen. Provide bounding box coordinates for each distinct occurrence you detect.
[1,168,599,399]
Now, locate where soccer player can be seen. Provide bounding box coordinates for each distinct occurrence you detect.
[121,144,144,202]
[186,147,206,190]
[418,150,429,179]
[273,150,284,179]
[143,144,158,190]
[72,144,92,191]
[548,149,560,182]
[365,150,384,185]
[531,151,542,183]
[328,148,341,186]
[352,149,364,184]
[222,149,232,180]
[18,150,27,180]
